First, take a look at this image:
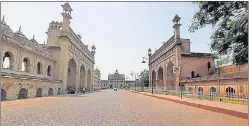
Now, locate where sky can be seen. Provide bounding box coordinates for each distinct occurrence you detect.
[1,2,213,80]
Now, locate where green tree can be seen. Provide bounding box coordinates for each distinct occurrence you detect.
[189,2,248,65]
[138,69,149,87]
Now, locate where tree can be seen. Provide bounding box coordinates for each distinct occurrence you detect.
[138,69,149,87]
[189,2,248,65]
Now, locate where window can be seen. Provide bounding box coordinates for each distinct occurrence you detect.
[47,65,52,76]
[207,61,211,72]
[191,71,195,78]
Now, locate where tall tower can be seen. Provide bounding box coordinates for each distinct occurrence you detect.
[172,14,182,91]
[61,2,73,35]
[173,14,182,67]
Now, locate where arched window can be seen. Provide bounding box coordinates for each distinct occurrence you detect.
[47,65,52,76]
[226,87,235,98]
[37,62,43,74]
[191,71,195,78]
[3,51,14,69]
[22,57,30,72]
[198,87,203,96]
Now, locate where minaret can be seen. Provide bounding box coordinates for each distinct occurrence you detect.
[172,14,182,66]
[173,14,181,45]
[61,2,73,35]
[172,14,182,91]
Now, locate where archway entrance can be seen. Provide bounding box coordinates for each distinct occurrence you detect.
[87,69,91,90]
[80,65,85,90]
[57,88,61,95]
[1,89,7,101]
[110,85,113,89]
[18,88,28,99]
[166,62,175,90]
[48,88,53,96]
[157,67,164,89]
[67,59,77,93]
[36,88,42,97]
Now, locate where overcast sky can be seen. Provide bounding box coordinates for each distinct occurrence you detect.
[1,2,213,80]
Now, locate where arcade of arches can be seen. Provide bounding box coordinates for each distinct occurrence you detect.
[66,59,93,92]
[0,2,95,101]
[151,62,175,90]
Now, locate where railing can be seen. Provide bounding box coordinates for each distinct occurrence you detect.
[132,86,248,105]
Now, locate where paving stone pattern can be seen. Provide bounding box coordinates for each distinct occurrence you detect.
[1,90,248,126]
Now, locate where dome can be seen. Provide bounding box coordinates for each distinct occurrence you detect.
[94,68,100,73]
[30,35,38,44]
[0,16,14,37]
[13,26,30,43]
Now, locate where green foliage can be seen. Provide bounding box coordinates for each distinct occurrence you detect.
[137,69,149,87]
[189,2,248,65]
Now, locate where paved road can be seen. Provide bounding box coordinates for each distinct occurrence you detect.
[1,89,247,126]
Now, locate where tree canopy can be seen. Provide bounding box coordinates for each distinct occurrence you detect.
[189,2,248,65]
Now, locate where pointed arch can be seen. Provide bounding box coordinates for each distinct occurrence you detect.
[166,61,175,90]
[18,88,28,99]
[48,88,53,96]
[36,88,42,97]
[37,62,43,74]
[22,57,30,72]
[67,58,77,92]
[2,51,14,69]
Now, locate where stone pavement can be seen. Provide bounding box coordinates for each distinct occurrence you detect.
[131,90,248,119]
[2,89,248,126]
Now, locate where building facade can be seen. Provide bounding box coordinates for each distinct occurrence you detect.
[100,70,135,89]
[182,64,248,98]
[148,14,215,91]
[0,3,96,101]
[148,14,248,98]
[93,69,101,90]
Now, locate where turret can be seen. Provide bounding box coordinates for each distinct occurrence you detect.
[172,14,181,45]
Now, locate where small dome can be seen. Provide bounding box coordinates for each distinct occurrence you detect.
[13,26,30,43]
[30,35,38,44]
[0,16,14,37]
[94,68,100,73]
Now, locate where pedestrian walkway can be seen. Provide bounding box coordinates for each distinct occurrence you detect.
[131,90,248,119]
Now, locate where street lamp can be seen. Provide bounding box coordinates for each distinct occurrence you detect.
[130,71,137,91]
[142,48,153,94]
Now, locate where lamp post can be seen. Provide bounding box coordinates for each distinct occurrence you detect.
[130,71,137,91]
[142,48,152,94]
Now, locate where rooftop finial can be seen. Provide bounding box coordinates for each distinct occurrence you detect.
[33,35,35,39]
[19,26,21,32]
[2,15,5,21]
[44,41,45,45]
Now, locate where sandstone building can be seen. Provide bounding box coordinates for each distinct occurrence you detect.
[147,14,248,98]
[100,70,135,89]
[0,3,96,101]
